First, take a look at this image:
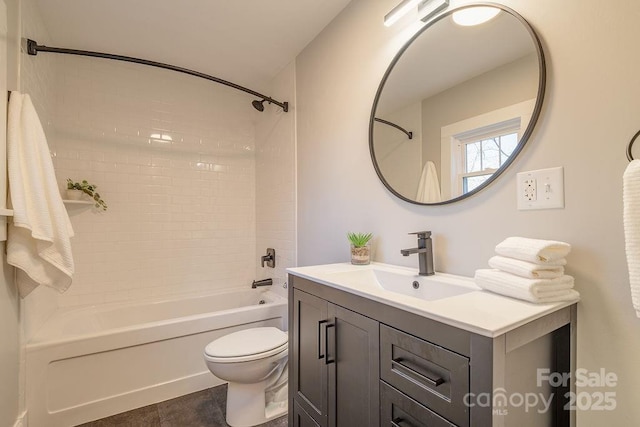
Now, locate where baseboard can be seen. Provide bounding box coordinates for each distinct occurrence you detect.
[13,410,27,427]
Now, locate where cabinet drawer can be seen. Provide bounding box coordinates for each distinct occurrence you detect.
[380,325,469,427]
[381,381,456,427]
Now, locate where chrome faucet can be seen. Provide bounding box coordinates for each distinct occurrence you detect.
[400,231,435,276]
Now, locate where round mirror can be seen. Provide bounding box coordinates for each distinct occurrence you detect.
[370,4,545,205]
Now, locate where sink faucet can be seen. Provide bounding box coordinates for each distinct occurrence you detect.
[400,231,435,276]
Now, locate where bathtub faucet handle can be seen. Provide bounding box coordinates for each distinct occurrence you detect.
[261,248,276,268]
[252,278,273,289]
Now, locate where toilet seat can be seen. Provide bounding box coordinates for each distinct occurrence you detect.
[204,327,288,363]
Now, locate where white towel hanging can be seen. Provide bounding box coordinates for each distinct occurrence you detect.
[6,92,75,297]
[416,161,441,203]
[623,159,640,317]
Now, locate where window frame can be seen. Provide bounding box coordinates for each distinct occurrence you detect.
[457,120,521,195]
[439,99,535,199]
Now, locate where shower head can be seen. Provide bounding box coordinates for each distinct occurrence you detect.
[252,99,265,112]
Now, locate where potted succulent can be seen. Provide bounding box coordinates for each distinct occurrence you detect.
[347,232,373,265]
[66,179,108,211]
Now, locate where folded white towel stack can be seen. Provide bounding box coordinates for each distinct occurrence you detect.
[495,236,571,263]
[475,269,579,303]
[623,159,640,318]
[474,237,579,303]
[6,92,75,297]
[488,256,564,279]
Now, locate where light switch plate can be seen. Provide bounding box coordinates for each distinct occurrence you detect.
[517,167,564,210]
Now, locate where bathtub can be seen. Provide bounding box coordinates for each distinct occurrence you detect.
[25,288,287,427]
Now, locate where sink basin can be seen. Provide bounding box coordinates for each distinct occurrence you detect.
[372,269,477,300]
[324,266,478,302]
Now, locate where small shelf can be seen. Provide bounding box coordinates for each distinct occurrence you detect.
[62,199,94,216]
[0,202,92,218]
[62,200,94,206]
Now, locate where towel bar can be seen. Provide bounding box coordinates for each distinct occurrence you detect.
[627,129,640,161]
[0,208,13,217]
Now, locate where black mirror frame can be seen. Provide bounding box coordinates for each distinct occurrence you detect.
[369,2,546,206]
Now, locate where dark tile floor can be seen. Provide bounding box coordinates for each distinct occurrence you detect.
[76,384,287,427]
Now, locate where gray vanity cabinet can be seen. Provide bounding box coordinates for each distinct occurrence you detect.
[291,289,328,425]
[291,288,379,427]
[289,273,577,427]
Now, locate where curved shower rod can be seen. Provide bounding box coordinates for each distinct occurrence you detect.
[25,39,288,113]
[374,117,412,139]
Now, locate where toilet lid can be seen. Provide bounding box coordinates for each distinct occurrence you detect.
[204,327,288,358]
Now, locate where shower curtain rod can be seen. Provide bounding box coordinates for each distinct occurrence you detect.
[25,39,289,113]
[374,117,413,139]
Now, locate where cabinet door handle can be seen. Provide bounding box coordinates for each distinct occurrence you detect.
[391,418,414,427]
[325,323,335,365]
[391,358,444,387]
[318,320,328,360]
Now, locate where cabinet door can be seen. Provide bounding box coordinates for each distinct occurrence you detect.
[294,400,321,427]
[292,289,329,427]
[327,303,380,427]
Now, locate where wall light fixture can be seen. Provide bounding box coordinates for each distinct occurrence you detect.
[418,0,449,22]
[384,0,449,26]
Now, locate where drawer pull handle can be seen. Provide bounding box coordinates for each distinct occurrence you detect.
[325,323,335,365]
[318,320,328,359]
[391,358,445,387]
[391,418,414,427]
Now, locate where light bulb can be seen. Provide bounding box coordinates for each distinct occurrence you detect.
[452,7,500,27]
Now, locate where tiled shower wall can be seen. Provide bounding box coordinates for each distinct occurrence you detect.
[52,55,258,307]
[20,0,60,338]
[255,62,296,298]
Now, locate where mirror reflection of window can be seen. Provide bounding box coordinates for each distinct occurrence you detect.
[461,131,519,194]
[440,99,534,199]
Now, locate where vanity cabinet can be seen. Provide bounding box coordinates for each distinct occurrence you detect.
[291,289,379,427]
[288,274,576,427]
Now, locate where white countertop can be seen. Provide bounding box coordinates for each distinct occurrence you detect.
[287,262,579,338]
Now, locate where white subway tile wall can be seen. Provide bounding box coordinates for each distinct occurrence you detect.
[52,55,258,307]
[20,0,61,339]
[255,62,296,298]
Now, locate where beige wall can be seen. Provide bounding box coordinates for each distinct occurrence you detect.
[296,0,640,424]
[1,1,19,426]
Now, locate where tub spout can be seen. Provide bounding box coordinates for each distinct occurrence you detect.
[252,278,273,289]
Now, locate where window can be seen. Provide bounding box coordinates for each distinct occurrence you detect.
[439,99,535,199]
[461,130,519,193]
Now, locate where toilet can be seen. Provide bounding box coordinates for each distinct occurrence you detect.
[203,327,288,427]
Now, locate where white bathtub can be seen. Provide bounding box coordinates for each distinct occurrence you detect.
[25,288,288,427]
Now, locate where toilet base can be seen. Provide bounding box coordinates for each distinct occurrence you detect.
[226,381,288,427]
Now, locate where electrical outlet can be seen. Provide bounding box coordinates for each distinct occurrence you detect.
[517,167,565,210]
[523,178,537,201]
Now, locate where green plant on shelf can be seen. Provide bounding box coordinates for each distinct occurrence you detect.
[67,179,108,211]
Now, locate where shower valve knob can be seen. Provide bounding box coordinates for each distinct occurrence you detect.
[261,248,276,268]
